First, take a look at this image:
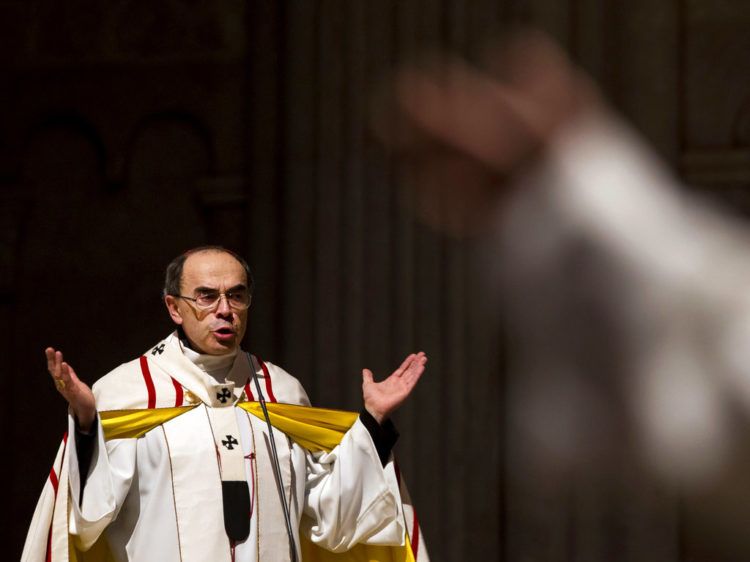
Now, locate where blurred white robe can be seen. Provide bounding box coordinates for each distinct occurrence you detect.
[497,110,750,482]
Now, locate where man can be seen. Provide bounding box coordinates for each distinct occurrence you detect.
[23,246,428,562]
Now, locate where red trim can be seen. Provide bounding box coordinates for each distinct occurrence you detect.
[171,377,184,407]
[139,355,156,409]
[47,466,60,559]
[256,357,277,403]
[49,467,59,494]
[411,510,421,558]
[245,452,256,517]
[243,382,255,401]
[46,528,52,562]
[46,434,68,562]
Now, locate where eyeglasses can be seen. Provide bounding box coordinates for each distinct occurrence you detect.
[172,290,251,311]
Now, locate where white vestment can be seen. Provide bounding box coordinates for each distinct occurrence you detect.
[23,332,427,562]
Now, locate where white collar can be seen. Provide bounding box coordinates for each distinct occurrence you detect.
[180,342,237,383]
[149,332,256,407]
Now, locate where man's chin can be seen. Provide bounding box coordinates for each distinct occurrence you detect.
[209,335,239,354]
[180,331,239,355]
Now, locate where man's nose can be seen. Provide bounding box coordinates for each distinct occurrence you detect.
[215,294,232,316]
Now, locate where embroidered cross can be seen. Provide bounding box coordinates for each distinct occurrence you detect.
[222,435,238,450]
[217,387,232,403]
[151,343,165,356]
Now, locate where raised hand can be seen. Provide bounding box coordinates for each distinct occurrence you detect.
[374,31,599,235]
[45,347,96,432]
[362,352,427,424]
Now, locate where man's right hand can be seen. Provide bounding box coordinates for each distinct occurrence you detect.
[45,347,96,433]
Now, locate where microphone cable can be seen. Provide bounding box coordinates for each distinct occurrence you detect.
[246,352,299,562]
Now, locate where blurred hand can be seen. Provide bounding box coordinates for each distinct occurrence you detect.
[45,347,96,432]
[362,352,427,424]
[374,31,599,235]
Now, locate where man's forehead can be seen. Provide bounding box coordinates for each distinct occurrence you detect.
[181,251,247,287]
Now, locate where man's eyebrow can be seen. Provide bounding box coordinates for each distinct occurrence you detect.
[193,284,248,293]
[193,286,219,293]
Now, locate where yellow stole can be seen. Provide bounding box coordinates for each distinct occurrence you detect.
[74,403,415,562]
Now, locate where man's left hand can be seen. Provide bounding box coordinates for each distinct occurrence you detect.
[362,352,427,424]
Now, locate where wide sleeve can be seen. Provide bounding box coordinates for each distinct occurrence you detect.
[300,418,405,553]
[21,437,67,562]
[497,110,750,481]
[66,411,137,551]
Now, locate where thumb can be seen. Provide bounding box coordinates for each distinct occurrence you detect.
[362,368,374,385]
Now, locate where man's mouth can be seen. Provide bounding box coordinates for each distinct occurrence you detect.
[213,327,236,341]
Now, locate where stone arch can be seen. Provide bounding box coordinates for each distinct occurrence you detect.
[18,114,109,294]
[20,112,108,183]
[17,112,108,197]
[123,109,216,185]
[14,112,117,391]
[105,110,214,327]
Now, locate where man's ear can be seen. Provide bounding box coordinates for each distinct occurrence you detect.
[165,295,184,325]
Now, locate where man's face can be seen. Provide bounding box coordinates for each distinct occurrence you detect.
[165,251,249,355]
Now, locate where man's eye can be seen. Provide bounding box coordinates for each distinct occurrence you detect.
[196,292,219,304]
[227,292,249,305]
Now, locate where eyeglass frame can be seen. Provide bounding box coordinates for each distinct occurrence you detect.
[169,289,252,311]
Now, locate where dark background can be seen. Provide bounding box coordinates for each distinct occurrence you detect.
[3,1,750,560]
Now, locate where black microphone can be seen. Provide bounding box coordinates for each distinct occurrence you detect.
[246,353,298,562]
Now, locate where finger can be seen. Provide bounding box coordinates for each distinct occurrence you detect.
[54,350,63,378]
[49,362,67,396]
[402,356,426,383]
[362,369,375,385]
[403,352,427,372]
[393,354,416,377]
[395,64,535,171]
[404,363,425,384]
[65,363,81,385]
[404,353,428,383]
[45,347,57,375]
[407,356,426,372]
[52,362,71,396]
[60,362,73,383]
